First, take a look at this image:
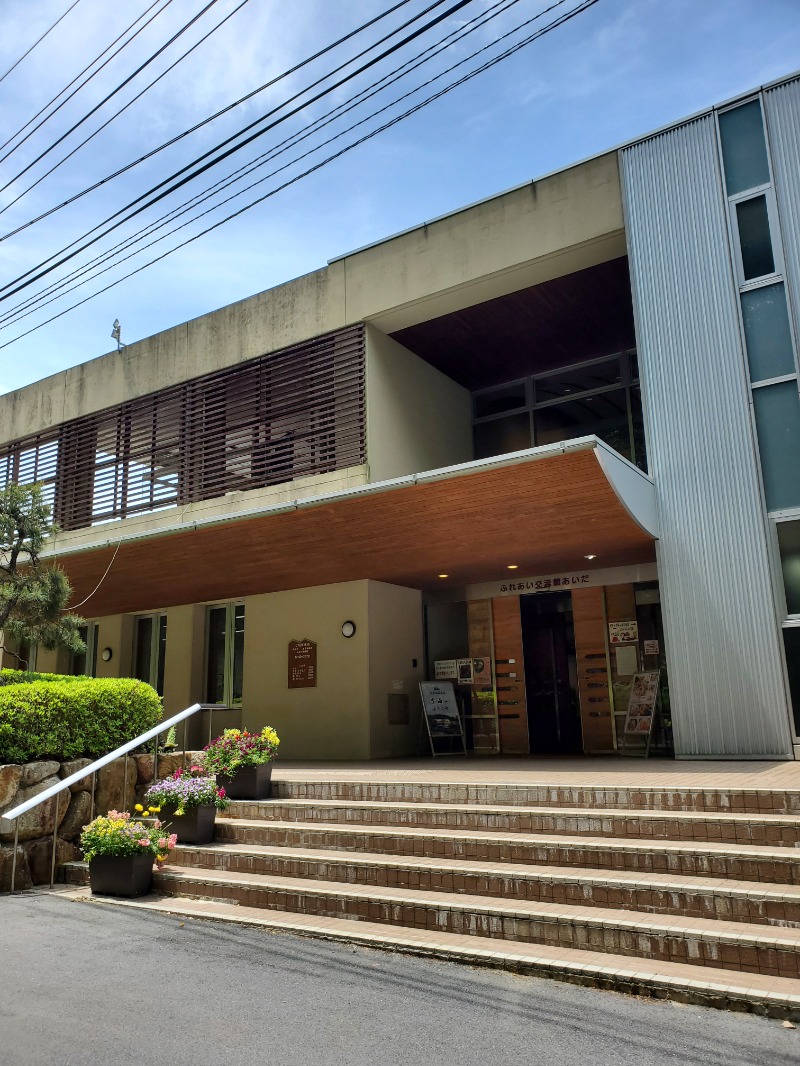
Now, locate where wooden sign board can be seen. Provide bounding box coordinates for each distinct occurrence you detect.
[288,639,317,688]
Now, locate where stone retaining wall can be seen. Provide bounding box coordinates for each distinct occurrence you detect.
[0,752,203,890]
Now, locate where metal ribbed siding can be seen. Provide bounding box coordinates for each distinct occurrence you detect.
[765,78,800,350]
[621,116,793,757]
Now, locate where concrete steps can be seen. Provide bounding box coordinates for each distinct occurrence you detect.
[60,775,800,1018]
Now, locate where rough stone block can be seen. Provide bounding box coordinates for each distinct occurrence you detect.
[0,765,22,809]
[59,790,93,841]
[60,758,93,792]
[23,837,79,885]
[95,758,138,816]
[0,776,70,842]
[20,761,60,787]
[0,843,30,891]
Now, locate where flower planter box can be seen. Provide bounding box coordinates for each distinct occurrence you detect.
[89,853,154,897]
[217,763,273,800]
[158,802,216,844]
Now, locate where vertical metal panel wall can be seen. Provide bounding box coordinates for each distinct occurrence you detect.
[765,78,800,347]
[620,116,793,757]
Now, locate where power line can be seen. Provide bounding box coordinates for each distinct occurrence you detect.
[0,0,420,241]
[0,0,84,86]
[1,0,253,216]
[0,0,601,349]
[0,0,471,300]
[0,0,176,165]
[0,0,225,200]
[0,0,528,326]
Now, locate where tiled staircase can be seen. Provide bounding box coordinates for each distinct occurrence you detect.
[63,777,800,1019]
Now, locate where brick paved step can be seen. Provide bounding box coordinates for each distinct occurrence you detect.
[172,842,800,926]
[137,866,800,978]
[65,889,800,1020]
[272,779,800,815]
[223,800,800,846]
[216,818,800,883]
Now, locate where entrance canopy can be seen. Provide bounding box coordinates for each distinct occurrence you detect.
[56,437,658,616]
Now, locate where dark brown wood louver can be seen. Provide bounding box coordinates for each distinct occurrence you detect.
[0,324,365,531]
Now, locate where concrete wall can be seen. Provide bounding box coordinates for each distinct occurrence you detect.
[367,582,424,758]
[0,153,624,442]
[241,581,371,760]
[365,326,472,483]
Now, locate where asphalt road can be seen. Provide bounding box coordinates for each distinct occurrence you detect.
[0,892,796,1066]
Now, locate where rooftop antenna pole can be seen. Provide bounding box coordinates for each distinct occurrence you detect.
[111,318,124,352]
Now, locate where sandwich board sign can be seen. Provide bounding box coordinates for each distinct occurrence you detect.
[622,671,661,756]
[419,681,466,756]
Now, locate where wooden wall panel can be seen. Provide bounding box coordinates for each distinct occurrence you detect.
[572,586,615,752]
[491,597,529,754]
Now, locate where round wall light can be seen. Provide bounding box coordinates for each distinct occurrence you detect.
[341,621,356,638]
[101,647,113,662]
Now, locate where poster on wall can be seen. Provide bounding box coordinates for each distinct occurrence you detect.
[608,620,639,644]
[434,660,458,680]
[288,639,317,689]
[456,658,474,684]
[471,657,492,686]
[623,671,660,738]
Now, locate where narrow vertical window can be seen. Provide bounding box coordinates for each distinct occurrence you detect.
[205,604,245,705]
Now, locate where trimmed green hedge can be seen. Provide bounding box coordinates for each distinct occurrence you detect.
[0,677,163,763]
[0,668,90,687]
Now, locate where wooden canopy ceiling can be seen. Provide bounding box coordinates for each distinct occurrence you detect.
[60,449,656,617]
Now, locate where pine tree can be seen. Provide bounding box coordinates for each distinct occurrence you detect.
[0,483,85,655]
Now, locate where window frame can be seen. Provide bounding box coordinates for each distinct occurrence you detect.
[204,602,245,706]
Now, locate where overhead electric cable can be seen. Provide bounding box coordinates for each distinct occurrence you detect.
[0,0,84,86]
[1,0,253,216]
[0,0,601,348]
[0,0,475,300]
[0,0,419,240]
[0,0,224,198]
[0,0,529,325]
[0,0,175,165]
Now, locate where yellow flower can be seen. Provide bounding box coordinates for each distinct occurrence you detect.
[134,804,143,812]
[150,806,161,813]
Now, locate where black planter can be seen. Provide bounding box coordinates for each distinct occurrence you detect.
[158,803,216,844]
[217,763,273,800]
[89,853,154,897]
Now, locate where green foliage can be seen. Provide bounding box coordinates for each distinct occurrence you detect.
[0,483,85,653]
[80,811,177,865]
[0,677,162,763]
[0,668,89,686]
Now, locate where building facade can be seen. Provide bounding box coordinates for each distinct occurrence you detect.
[2,73,800,761]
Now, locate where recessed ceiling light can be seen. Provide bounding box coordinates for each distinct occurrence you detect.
[507,564,519,570]
[585,554,597,560]
[438,573,449,579]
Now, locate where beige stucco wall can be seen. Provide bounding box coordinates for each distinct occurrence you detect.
[241,580,371,760]
[93,614,134,679]
[365,325,472,483]
[367,582,424,758]
[0,152,623,443]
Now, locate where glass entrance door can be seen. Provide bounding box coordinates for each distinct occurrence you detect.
[520,591,581,754]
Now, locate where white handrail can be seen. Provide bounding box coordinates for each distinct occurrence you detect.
[2,702,202,824]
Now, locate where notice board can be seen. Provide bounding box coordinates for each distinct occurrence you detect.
[288,639,317,688]
[623,671,660,738]
[419,682,464,737]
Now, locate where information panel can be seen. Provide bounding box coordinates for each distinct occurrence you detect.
[623,671,660,737]
[288,639,317,689]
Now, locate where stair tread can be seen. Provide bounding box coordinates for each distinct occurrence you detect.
[220,817,800,856]
[228,800,800,824]
[66,889,800,1004]
[155,864,800,944]
[176,843,800,900]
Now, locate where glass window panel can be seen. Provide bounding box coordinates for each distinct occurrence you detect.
[630,385,647,472]
[782,627,800,737]
[232,605,245,705]
[535,359,622,404]
[718,100,771,196]
[156,615,167,697]
[742,283,796,382]
[473,381,527,419]
[736,196,775,280]
[134,617,153,685]
[72,625,88,677]
[473,413,531,460]
[534,389,632,460]
[753,381,800,511]
[206,607,227,704]
[778,522,800,616]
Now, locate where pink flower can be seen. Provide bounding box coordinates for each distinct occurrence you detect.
[137,838,150,847]
[167,834,178,848]
[157,838,167,849]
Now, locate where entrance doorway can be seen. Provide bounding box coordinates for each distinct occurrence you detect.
[520,591,581,754]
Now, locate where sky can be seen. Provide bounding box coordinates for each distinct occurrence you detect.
[0,0,799,396]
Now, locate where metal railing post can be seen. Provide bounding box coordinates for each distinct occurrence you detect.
[208,706,213,747]
[122,755,128,812]
[10,821,19,894]
[50,814,58,888]
[90,770,97,821]
[153,734,158,786]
